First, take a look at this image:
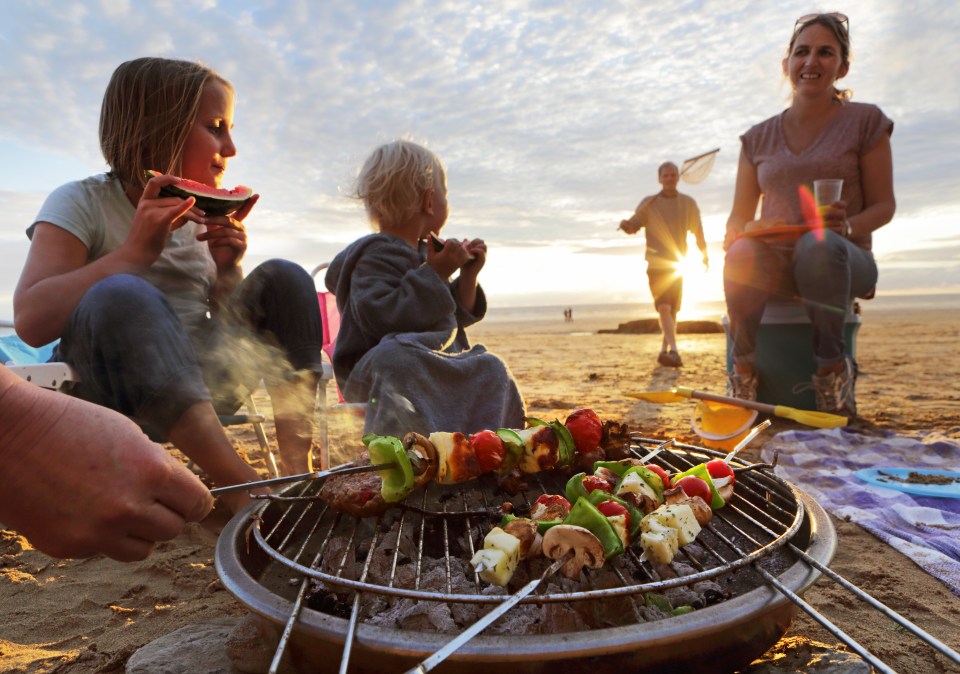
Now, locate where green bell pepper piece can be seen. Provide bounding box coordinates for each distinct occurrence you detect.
[363,435,414,503]
[673,463,725,510]
[549,420,576,468]
[495,428,524,473]
[585,490,644,538]
[671,605,695,616]
[501,512,563,534]
[592,459,637,478]
[644,592,673,612]
[619,465,665,502]
[563,497,624,560]
[565,472,589,505]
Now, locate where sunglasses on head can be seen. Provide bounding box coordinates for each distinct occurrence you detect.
[794,12,849,34]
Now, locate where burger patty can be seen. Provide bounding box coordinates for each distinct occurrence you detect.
[318,451,392,518]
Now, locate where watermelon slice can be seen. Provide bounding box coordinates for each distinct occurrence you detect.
[145,170,253,216]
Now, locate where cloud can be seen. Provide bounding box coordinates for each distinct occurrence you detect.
[0,0,958,313]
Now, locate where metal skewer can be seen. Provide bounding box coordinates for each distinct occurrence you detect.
[403,551,574,674]
[723,418,772,464]
[210,461,385,496]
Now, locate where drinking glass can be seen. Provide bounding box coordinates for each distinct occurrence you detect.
[813,179,843,207]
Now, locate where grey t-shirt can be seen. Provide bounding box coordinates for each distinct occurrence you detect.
[740,101,893,250]
[29,174,217,336]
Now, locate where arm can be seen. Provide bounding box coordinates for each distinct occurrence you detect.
[14,175,199,346]
[689,200,709,269]
[203,194,259,312]
[723,148,762,251]
[850,133,895,238]
[0,366,213,561]
[349,242,458,338]
[619,196,654,234]
[454,238,487,315]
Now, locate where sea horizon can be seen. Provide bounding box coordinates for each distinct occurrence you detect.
[482,291,960,327]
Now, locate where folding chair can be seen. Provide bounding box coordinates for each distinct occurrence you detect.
[0,330,281,478]
[311,263,366,466]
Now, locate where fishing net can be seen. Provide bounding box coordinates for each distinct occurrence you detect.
[679,148,719,184]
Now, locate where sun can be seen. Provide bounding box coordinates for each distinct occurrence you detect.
[675,250,725,314]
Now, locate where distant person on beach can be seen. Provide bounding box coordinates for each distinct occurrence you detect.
[722,13,895,415]
[13,57,326,511]
[325,139,525,437]
[0,365,213,561]
[619,162,708,367]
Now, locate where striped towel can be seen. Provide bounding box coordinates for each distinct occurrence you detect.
[761,428,960,597]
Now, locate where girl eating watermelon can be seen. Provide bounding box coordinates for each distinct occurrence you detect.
[13,57,324,510]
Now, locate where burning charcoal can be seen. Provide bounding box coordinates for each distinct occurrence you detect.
[664,585,701,609]
[305,588,351,618]
[539,601,590,634]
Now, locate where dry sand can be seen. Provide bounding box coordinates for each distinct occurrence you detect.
[1,301,958,673]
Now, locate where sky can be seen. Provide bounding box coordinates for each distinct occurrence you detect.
[1,0,958,321]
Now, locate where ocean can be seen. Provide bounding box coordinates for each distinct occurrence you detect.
[1,293,956,341]
[482,292,960,327]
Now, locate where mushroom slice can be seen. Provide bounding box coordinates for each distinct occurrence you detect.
[403,432,439,489]
[541,524,605,580]
[502,518,539,559]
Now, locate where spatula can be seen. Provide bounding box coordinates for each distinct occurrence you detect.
[625,386,848,429]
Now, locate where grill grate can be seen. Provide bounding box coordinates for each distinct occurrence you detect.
[249,441,803,604]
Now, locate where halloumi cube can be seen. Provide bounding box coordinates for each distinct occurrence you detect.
[470,527,521,586]
[651,504,701,547]
[617,471,659,502]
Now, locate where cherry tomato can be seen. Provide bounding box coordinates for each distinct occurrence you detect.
[596,500,632,532]
[675,475,711,503]
[644,464,671,490]
[565,408,603,454]
[533,494,571,510]
[582,475,614,494]
[531,494,572,521]
[470,430,505,473]
[706,459,735,485]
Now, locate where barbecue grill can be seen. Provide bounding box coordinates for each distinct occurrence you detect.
[216,437,960,674]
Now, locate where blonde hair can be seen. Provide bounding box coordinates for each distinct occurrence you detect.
[99,57,233,188]
[354,140,445,229]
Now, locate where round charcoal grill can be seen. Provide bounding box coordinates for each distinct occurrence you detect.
[216,438,960,674]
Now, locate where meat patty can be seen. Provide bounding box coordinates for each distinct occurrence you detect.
[318,451,392,518]
[318,433,438,518]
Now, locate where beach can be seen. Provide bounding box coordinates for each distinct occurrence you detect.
[1,297,959,673]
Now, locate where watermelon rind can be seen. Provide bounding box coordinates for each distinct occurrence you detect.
[144,170,253,216]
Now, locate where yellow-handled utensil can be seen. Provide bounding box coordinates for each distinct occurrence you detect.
[626,385,848,429]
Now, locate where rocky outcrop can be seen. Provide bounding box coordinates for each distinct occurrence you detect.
[598,319,724,335]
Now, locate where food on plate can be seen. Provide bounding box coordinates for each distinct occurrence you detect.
[145,169,253,216]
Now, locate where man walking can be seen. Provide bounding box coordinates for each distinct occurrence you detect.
[619,162,708,367]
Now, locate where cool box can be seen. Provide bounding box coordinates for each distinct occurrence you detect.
[723,301,861,409]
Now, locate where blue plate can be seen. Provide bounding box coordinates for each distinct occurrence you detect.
[854,468,960,499]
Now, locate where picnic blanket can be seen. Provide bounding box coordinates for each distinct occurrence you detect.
[761,428,960,598]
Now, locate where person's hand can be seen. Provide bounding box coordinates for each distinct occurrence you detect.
[819,200,850,237]
[702,253,710,272]
[198,194,257,272]
[459,238,487,278]
[619,219,639,235]
[121,173,206,268]
[0,372,214,561]
[426,232,472,279]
